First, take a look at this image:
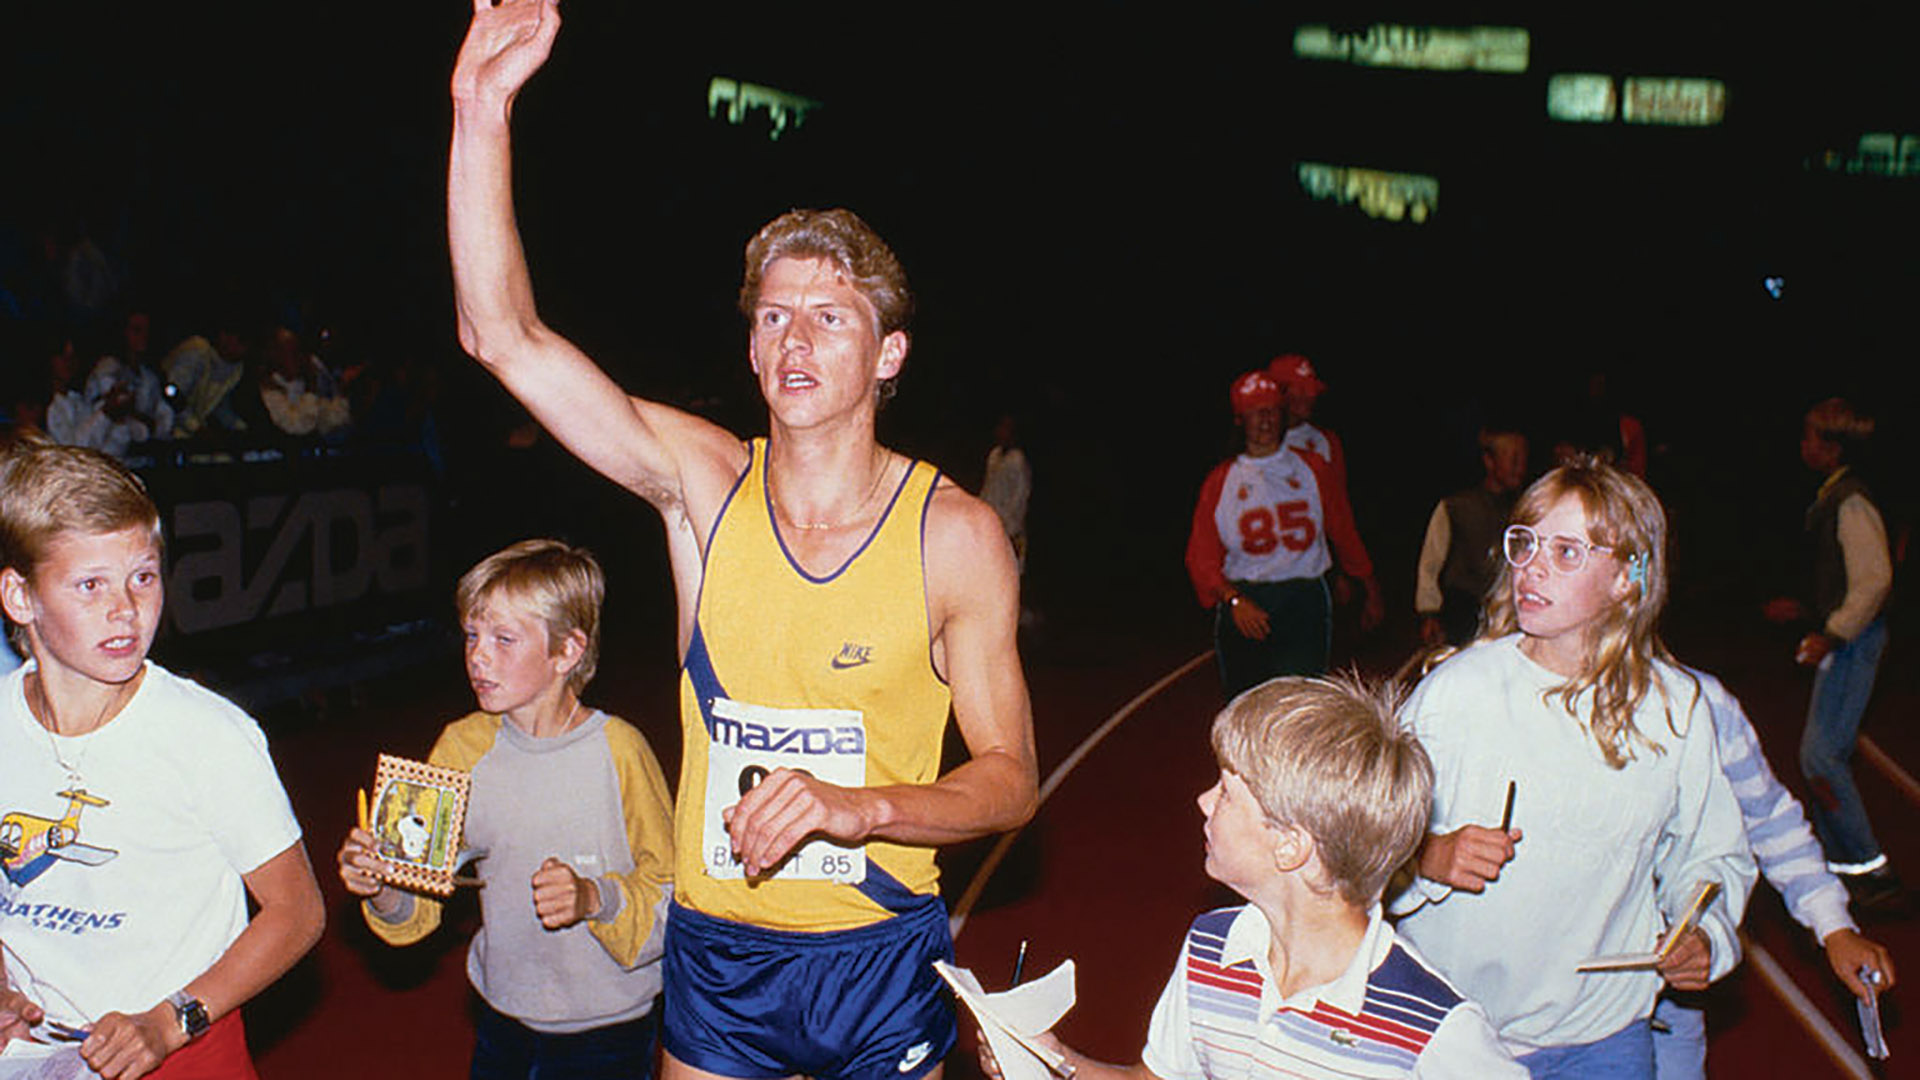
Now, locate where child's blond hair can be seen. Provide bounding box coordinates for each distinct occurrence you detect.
[1,436,163,653]
[455,539,605,694]
[1479,457,1694,767]
[1211,673,1433,909]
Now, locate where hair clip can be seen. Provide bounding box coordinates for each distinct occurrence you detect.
[1626,553,1648,588]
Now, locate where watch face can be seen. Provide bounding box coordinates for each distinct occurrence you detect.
[171,993,211,1038]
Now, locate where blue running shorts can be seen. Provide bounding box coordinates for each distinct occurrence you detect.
[662,897,956,1080]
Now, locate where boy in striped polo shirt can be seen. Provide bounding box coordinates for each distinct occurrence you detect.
[989,676,1521,1079]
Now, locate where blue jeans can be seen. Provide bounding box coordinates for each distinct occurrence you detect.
[1517,1020,1655,1079]
[471,996,658,1080]
[1799,617,1887,868]
[1650,995,1705,1080]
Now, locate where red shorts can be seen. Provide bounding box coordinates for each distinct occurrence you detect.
[146,1012,257,1080]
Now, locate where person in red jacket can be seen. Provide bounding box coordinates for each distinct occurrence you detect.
[1186,371,1381,698]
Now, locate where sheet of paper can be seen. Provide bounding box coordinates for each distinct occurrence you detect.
[933,959,1076,1080]
[1579,881,1720,973]
[1576,951,1663,972]
[1858,969,1889,1060]
[0,1041,97,1080]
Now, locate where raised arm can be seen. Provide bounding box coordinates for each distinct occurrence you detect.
[448,0,744,514]
[724,486,1038,875]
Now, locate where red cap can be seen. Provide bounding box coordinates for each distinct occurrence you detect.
[1267,354,1327,394]
[1230,370,1282,414]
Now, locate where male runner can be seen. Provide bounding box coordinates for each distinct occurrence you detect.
[447,5,1040,1080]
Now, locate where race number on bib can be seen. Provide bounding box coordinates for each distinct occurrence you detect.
[702,697,868,883]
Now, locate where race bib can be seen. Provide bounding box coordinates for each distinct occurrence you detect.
[702,697,867,883]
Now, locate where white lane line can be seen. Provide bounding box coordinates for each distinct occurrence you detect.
[1747,936,1873,1080]
[949,650,1215,939]
[1860,736,1920,807]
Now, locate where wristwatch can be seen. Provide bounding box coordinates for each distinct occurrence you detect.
[167,990,211,1042]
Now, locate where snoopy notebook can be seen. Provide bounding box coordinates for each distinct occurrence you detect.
[368,754,471,896]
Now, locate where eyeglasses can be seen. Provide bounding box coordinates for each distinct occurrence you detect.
[1502,524,1615,573]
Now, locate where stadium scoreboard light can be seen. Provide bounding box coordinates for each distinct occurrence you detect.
[1293,24,1529,73]
[707,77,821,141]
[1548,74,1726,126]
[1296,163,1438,224]
[1547,74,1616,122]
[1623,78,1725,126]
[1812,133,1920,177]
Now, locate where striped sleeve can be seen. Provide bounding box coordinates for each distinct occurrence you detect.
[1702,676,1855,942]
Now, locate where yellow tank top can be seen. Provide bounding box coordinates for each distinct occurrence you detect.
[675,438,952,930]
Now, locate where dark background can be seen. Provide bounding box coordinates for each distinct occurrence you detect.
[5,5,1916,638]
[6,12,1916,1072]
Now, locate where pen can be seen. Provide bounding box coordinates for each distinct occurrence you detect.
[1012,939,1028,987]
[1499,781,1516,832]
[34,1020,90,1043]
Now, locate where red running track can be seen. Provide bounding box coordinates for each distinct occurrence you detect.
[239,600,1912,1078]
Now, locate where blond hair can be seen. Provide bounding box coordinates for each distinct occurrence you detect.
[454,539,605,694]
[1478,457,1694,767]
[739,209,912,403]
[1211,673,1433,908]
[0,436,164,655]
[1,435,162,577]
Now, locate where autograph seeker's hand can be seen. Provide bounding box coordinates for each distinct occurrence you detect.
[336,827,408,920]
[724,768,876,877]
[451,0,562,106]
[1655,927,1712,991]
[1227,595,1270,641]
[1418,825,1521,893]
[532,857,599,929]
[0,986,44,1050]
[1794,632,1836,667]
[335,827,386,897]
[1824,928,1897,999]
[978,1028,1067,1080]
[81,1003,184,1080]
[1359,578,1385,632]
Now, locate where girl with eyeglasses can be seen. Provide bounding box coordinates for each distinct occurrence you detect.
[1388,458,1756,1079]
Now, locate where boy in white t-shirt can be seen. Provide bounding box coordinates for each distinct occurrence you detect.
[0,436,324,1079]
[984,675,1521,1080]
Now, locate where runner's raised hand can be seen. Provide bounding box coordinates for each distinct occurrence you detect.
[452,0,562,107]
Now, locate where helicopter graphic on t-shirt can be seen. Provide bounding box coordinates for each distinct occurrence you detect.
[0,789,119,886]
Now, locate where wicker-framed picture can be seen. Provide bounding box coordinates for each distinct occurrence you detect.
[369,754,471,896]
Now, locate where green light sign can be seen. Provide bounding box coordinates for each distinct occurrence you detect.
[1622,78,1725,126]
[1297,162,1438,223]
[1294,24,1529,73]
[1548,75,1726,126]
[1547,74,1616,122]
[707,77,821,141]
[1813,134,1920,177]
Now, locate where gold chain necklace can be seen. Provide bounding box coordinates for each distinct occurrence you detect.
[771,450,892,532]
